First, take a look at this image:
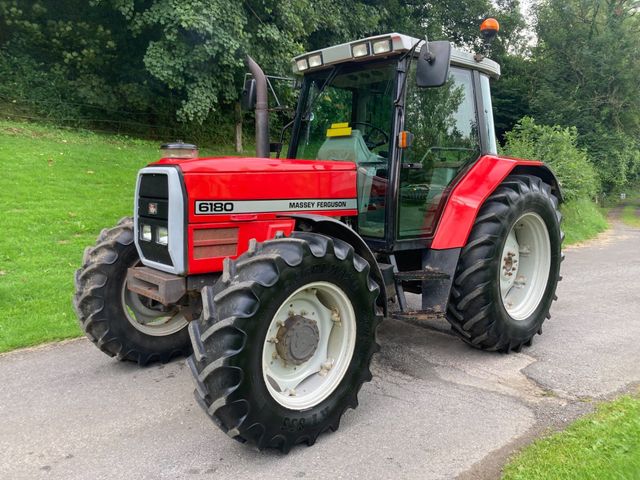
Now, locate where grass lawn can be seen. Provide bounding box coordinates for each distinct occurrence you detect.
[0,120,241,353]
[503,390,640,480]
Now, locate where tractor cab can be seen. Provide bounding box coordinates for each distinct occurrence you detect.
[286,33,500,250]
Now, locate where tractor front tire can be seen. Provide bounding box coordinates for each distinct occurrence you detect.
[73,217,191,365]
[188,232,381,452]
[447,175,563,352]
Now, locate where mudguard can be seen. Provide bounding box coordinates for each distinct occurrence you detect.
[285,213,388,316]
[431,155,562,250]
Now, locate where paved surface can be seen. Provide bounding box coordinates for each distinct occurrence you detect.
[1,221,639,480]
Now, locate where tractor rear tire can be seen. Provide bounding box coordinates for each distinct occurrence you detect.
[446,175,563,352]
[73,217,191,365]
[187,232,381,452]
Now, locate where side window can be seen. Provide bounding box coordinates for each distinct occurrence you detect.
[398,66,480,239]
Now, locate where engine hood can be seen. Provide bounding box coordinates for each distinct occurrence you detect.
[153,156,356,174]
[148,156,359,226]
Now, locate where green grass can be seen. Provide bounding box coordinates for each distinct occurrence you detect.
[503,391,640,480]
[0,120,243,353]
[621,205,640,228]
[561,197,609,245]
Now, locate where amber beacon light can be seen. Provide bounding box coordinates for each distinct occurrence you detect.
[480,18,500,42]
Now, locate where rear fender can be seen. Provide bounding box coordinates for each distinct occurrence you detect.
[285,214,387,316]
[431,156,563,250]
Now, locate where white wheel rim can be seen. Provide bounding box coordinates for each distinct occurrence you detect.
[262,281,357,411]
[121,279,188,337]
[499,212,551,321]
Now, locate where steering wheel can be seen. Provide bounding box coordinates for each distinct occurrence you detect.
[352,122,389,150]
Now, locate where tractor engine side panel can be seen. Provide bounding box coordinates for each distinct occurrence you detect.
[182,169,358,275]
[431,155,553,250]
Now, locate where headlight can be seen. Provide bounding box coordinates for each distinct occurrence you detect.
[351,42,369,58]
[157,226,168,246]
[372,38,392,54]
[308,54,323,68]
[296,58,309,71]
[141,224,152,242]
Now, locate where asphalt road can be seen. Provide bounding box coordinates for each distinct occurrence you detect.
[1,220,639,480]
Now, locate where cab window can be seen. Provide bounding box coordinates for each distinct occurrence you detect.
[398,66,480,238]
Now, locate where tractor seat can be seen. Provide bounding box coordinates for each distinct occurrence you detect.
[316,130,375,164]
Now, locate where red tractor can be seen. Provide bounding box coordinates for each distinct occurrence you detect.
[74,23,563,452]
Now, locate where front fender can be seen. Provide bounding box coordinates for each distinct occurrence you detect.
[283,214,387,316]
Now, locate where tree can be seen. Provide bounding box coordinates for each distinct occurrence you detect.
[530,0,640,191]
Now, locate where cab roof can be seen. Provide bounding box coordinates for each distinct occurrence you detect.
[292,32,501,79]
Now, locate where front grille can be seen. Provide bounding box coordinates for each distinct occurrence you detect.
[137,173,173,266]
[193,227,238,259]
[134,166,186,275]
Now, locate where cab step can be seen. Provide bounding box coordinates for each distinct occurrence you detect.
[394,268,450,282]
[391,309,446,322]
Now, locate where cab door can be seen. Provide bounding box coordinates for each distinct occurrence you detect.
[397,66,496,240]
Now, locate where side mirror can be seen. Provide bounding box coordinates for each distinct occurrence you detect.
[416,41,451,88]
[240,78,256,111]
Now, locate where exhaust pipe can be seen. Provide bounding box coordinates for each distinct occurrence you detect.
[245,55,269,158]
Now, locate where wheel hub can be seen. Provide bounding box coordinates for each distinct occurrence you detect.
[262,281,357,410]
[276,315,320,365]
[499,213,551,321]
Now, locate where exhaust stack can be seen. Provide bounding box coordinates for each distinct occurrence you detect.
[245,55,269,158]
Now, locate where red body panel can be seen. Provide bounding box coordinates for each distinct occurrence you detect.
[431,155,543,249]
[182,169,357,224]
[188,219,296,274]
[156,156,357,174]
[152,156,358,275]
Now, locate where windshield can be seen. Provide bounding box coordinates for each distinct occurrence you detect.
[290,62,396,238]
[292,62,395,161]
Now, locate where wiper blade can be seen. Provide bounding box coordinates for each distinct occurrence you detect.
[395,40,423,106]
[303,65,341,118]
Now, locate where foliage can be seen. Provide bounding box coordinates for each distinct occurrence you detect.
[0,0,525,137]
[529,0,640,192]
[0,0,224,140]
[491,54,533,141]
[503,117,600,202]
[1,0,638,193]
[502,391,640,480]
[561,198,609,245]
